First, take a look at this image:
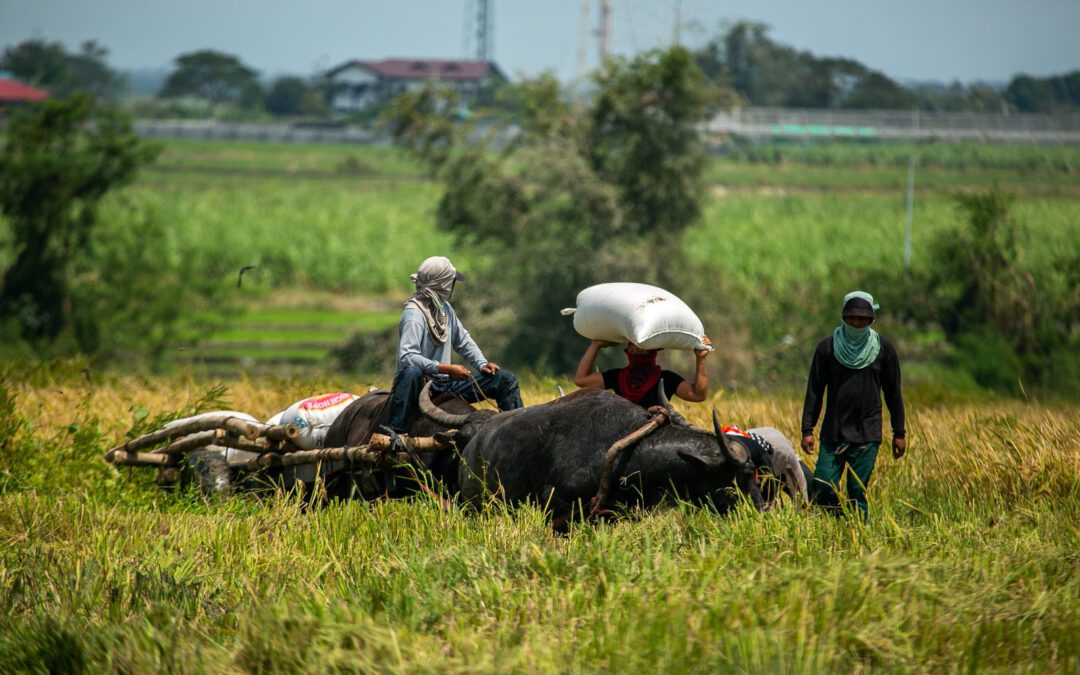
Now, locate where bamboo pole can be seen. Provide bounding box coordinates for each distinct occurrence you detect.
[106,429,446,472]
[162,430,219,455]
[104,448,175,467]
[107,416,292,455]
[262,424,300,443]
[367,433,449,451]
[214,434,277,454]
[234,445,412,471]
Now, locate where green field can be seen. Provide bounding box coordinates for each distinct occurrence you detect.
[79,138,1079,379]
[0,371,1076,672]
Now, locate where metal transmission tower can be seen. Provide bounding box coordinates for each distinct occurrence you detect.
[463,0,494,61]
[597,0,612,63]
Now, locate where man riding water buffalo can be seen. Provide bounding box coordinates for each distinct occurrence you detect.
[386,256,523,435]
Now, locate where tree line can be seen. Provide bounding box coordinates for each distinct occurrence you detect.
[3,28,1079,118]
[0,40,328,118]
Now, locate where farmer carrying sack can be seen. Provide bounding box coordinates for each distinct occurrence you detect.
[561,283,711,351]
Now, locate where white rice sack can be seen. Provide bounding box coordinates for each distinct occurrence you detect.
[265,411,284,426]
[561,283,710,351]
[279,392,360,449]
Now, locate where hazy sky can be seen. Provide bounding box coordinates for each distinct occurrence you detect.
[1,0,1078,84]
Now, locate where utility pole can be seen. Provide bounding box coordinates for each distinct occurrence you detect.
[903,108,919,272]
[904,154,916,272]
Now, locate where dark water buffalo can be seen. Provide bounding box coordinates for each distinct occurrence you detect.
[440,389,769,525]
[312,387,484,500]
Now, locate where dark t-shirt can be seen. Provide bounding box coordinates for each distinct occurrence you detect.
[602,369,685,408]
[800,335,905,444]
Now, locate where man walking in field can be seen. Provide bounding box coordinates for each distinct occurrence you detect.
[387,256,522,433]
[801,290,906,520]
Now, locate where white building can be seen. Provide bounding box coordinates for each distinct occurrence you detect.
[326,58,508,112]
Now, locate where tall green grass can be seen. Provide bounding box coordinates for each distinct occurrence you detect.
[98,178,462,296]
[691,193,1078,293]
[151,139,429,177]
[0,371,1077,672]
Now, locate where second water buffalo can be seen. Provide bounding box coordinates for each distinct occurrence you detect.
[449,389,769,524]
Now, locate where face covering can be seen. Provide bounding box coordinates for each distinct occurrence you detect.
[833,320,881,369]
[404,257,460,344]
[618,346,662,403]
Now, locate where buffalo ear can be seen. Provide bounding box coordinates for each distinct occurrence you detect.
[677,449,722,471]
[722,438,750,465]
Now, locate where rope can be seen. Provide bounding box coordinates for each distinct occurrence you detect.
[466,373,500,411]
[589,406,671,516]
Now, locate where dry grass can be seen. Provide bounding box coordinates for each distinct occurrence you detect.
[1,368,1078,672]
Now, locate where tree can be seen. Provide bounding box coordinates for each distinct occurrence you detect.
[588,47,718,255]
[0,40,69,90]
[0,95,159,344]
[382,48,720,370]
[160,50,262,109]
[0,39,121,100]
[840,72,916,109]
[692,22,917,110]
[876,186,1080,393]
[1005,71,1080,112]
[265,76,306,116]
[66,41,123,100]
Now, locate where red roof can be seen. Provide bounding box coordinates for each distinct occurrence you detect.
[330,59,506,83]
[0,78,48,102]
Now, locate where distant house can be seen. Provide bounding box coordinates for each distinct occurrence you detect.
[326,58,508,112]
[0,78,48,113]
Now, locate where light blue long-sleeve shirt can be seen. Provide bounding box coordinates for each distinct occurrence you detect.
[395,302,488,376]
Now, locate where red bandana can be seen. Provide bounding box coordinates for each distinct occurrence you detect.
[618,348,662,404]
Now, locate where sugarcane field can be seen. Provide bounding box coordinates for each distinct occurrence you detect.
[2,5,1080,672]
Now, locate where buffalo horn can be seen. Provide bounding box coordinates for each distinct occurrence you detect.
[712,410,747,464]
[418,381,470,428]
[656,380,672,411]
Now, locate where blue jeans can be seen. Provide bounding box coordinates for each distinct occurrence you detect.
[811,441,880,520]
[387,365,522,432]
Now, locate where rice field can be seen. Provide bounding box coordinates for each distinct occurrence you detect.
[0,370,1076,672]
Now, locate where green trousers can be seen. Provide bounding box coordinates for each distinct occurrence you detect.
[811,441,880,520]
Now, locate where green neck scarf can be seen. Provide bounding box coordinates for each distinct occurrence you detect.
[833,322,881,369]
